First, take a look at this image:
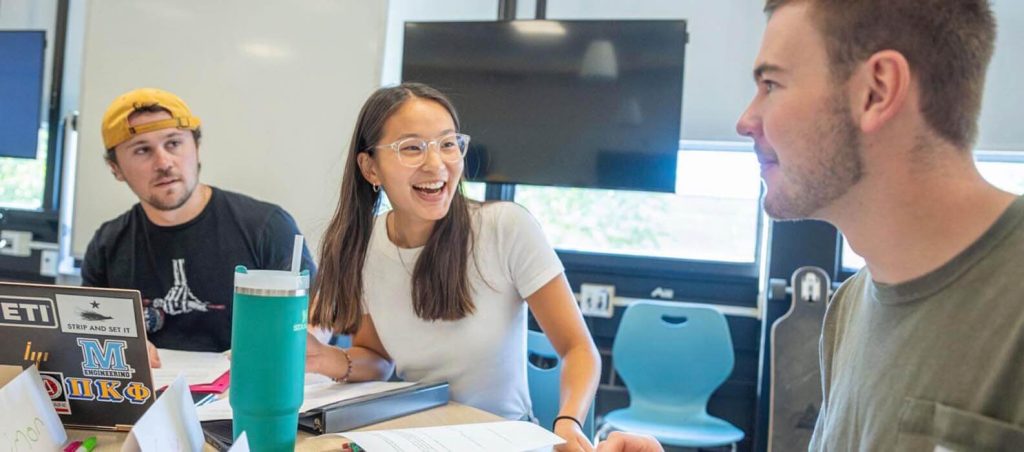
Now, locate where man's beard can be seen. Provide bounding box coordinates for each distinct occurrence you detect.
[147,163,201,211]
[147,184,195,211]
[764,91,864,220]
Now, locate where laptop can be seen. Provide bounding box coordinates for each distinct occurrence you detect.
[0,281,156,430]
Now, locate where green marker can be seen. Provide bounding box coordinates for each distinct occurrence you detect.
[75,436,97,452]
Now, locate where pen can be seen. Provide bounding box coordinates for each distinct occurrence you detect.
[63,441,82,452]
[196,393,216,406]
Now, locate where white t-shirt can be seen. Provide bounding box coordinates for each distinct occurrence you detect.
[363,202,564,419]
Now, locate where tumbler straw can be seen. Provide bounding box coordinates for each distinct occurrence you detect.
[291,235,303,275]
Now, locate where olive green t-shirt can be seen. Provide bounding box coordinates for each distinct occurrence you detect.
[809,196,1024,451]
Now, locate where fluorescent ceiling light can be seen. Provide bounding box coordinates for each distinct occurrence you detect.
[511,21,567,36]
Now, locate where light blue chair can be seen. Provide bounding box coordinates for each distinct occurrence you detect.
[527,330,596,439]
[330,334,351,348]
[601,302,744,450]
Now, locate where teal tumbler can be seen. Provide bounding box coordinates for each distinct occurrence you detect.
[230,266,309,451]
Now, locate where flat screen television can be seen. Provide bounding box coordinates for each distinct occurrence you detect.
[402,20,687,193]
[0,31,46,159]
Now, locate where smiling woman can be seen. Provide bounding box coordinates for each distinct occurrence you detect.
[307,83,602,451]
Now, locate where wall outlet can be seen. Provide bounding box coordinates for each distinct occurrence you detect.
[0,230,32,257]
[579,283,615,318]
[40,250,58,277]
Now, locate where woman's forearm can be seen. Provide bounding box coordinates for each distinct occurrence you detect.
[311,344,395,382]
[557,342,601,423]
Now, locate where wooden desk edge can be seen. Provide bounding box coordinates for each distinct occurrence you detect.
[70,402,504,451]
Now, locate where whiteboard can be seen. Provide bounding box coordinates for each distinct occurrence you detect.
[70,0,388,258]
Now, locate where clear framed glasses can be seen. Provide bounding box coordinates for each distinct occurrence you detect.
[372,133,471,168]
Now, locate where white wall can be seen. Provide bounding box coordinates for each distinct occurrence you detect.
[978,0,1024,151]
[69,0,389,258]
[39,0,1024,265]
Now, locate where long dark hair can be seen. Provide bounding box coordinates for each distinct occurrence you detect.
[310,83,476,334]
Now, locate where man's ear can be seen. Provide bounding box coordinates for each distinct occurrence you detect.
[107,158,126,182]
[356,153,381,187]
[855,49,911,134]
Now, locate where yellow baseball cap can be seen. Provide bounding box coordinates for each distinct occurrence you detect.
[101,88,202,150]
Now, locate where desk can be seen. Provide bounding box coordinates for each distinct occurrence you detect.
[68,402,503,451]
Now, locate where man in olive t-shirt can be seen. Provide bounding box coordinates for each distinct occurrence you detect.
[732,0,1024,450]
[597,1,1023,451]
[811,198,1024,450]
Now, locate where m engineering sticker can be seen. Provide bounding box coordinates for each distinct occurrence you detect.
[76,338,135,379]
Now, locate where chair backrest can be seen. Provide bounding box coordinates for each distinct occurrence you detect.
[612,302,735,414]
[527,330,595,438]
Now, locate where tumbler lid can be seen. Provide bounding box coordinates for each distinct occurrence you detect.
[234,266,309,296]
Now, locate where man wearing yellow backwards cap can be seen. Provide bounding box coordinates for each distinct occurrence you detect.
[81,88,315,364]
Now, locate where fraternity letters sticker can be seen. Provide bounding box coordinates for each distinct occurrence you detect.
[55,294,138,338]
[39,371,71,415]
[64,377,152,405]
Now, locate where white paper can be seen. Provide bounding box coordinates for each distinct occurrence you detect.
[340,421,565,452]
[0,365,67,451]
[301,380,415,413]
[228,431,251,452]
[196,380,416,421]
[152,348,230,389]
[193,396,233,422]
[124,374,205,452]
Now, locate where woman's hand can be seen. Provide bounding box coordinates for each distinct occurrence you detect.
[146,340,161,369]
[553,418,594,452]
[595,432,663,452]
[305,331,328,374]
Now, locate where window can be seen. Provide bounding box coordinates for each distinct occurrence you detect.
[463,181,485,201]
[840,151,1024,271]
[0,28,50,210]
[976,157,1024,195]
[0,145,47,210]
[516,142,762,263]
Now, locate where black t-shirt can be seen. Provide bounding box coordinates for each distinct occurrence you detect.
[81,187,316,352]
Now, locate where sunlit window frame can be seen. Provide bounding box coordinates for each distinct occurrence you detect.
[524,140,767,308]
[837,148,1024,279]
